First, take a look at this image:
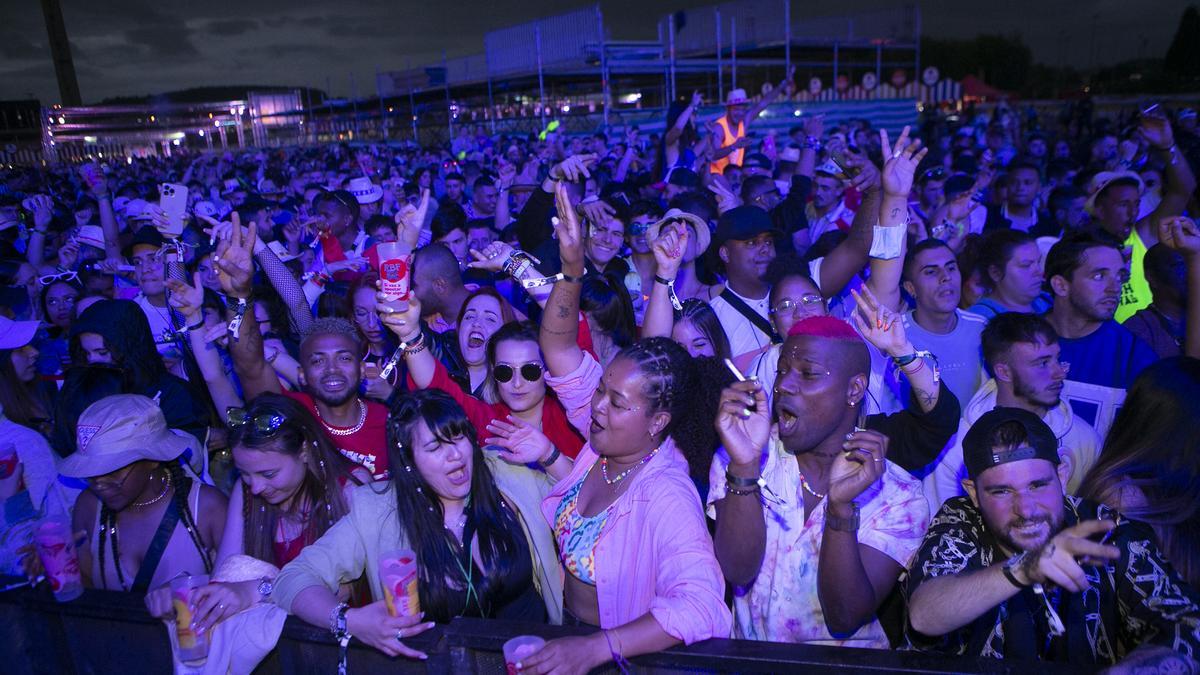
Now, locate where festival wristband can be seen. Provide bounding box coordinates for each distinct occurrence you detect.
[226,298,249,341]
[654,275,683,311]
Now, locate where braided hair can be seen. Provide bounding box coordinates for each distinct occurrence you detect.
[615,338,733,476]
[96,460,211,591]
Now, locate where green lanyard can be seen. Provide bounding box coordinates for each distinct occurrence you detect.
[450,525,482,617]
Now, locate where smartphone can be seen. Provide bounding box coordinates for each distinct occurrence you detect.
[158,183,188,237]
[827,147,860,180]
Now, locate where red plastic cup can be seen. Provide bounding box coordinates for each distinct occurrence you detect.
[34,517,83,602]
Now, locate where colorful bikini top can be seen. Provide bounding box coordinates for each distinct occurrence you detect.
[553,476,611,587]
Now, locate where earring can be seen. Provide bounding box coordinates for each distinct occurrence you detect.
[848,400,857,407]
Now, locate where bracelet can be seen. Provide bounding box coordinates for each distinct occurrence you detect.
[559,272,583,284]
[1002,553,1030,588]
[402,332,427,356]
[603,630,633,673]
[538,445,562,468]
[329,602,350,639]
[893,352,918,367]
[824,502,860,532]
[805,135,822,151]
[726,482,761,497]
[725,470,762,490]
[654,275,683,311]
[227,298,249,341]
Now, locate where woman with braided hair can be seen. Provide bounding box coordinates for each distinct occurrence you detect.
[58,395,225,594]
[515,183,730,675]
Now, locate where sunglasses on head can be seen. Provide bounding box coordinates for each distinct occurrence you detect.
[39,270,79,286]
[227,407,286,435]
[493,363,544,384]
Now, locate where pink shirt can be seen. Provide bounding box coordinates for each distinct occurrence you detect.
[542,352,732,644]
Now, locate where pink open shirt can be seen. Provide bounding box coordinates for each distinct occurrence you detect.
[541,352,732,644]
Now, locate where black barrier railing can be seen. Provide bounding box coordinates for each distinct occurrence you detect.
[0,584,1090,674]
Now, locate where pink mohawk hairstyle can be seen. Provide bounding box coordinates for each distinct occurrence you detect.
[787,315,863,342]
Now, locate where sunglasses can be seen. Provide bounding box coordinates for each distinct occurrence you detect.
[87,464,137,492]
[39,270,79,286]
[922,167,947,181]
[493,362,544,384]
[628,222,650,236]
[227,407,286,435]
[770,295,823,315]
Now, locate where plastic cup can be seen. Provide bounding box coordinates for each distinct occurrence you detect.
[379,549,420,617]
[376,242,411,301]
[33,517,83,602]
[0,443,17,480]
[170,574,211,666]
[503,635,546,674]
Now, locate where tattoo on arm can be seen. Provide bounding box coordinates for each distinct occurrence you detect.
[541,326,574,336]
[889,207,901,219]
[912,387,937,410]
[556,304,571,319]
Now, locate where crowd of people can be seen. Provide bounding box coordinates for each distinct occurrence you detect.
[2,76,1200,673]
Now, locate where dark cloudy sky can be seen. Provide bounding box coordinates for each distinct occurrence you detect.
[0,0,1190,104]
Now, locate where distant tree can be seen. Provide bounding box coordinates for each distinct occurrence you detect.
[1164,5,1200,78]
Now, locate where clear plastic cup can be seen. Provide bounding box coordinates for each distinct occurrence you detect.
[170,574,211,666]
[33,517,83,602]
[379,549,420,617]
[503,635,546,674]
[376,242,411,301]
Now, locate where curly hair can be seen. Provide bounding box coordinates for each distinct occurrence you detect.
[615,337,733,480]
[301,316,363,353]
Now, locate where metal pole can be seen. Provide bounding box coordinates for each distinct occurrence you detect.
[731,17,737,92]
[784,0,791,79]
[442,51,453,142]
[535,24,547,131]
[875,43,882,93]
[832,41,839,101]
[913,4,922,96]
[668,13,677,104]
[350,71,360,138]
[485,52,497,135]
[715,8,723,103]
[376,67,387,140]
[409,87,418,143]
[597,4,609,128]
[303,86,313,144]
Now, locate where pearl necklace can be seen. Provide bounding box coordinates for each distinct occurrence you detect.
[600,444,662,486]
[315,400,367,437]
[132,471,172,509]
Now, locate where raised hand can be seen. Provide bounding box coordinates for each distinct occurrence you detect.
[706,174,741,214]
[496,162,516,190]
[651,221,689,279]
[467,241,516,273]
[24,195,53,231]
[1011,520,1120,592]
[690,90,703,108]
[57,239,81,270]
[394,189,431,249]
[843,148,881,193]
[802,114,825,140]
[549,154,597,182]
[715,380,770,472]
[213,214,256,299]
[166,272,206,321]
[553,181,585,274]
[828,429,889,506]
[577,199,616,227]
[1139,110,1175,151]
[850,286,911,358]
[485,415,556,466]
[879,126,929,198]
[1157,216,1200,258]
[377,294,422,343]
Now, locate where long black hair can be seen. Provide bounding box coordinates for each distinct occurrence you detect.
[385,390,525,622]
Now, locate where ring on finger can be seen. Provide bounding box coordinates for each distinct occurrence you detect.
[395,629,405,642]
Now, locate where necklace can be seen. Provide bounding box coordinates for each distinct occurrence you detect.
[315,399,367,436]
[600,444,662,486]
[799,473,826,500]
[132,470,172,508]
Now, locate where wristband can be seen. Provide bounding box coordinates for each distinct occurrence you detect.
[1002,553,1030,588]
[538,445,562,468]
[654,275,683,311]
[868,223,906,260]
[227,298,249,341]
[824,502,860,532]
[329,602,350,639]
[725,471,762,490]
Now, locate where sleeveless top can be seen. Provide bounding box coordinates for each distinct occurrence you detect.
[710,115,746,175]
[91,480,209,591]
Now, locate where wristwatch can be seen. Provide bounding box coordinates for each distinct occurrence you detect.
[1002,553,1031,588]
[257,576,274,601]
[825,503,860,532]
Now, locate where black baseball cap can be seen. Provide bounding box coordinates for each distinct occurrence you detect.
[963,407,1060,480]
[122,225,166,258]
[663,167,699,189]
[943,173,975,200]
[713,205,779,248]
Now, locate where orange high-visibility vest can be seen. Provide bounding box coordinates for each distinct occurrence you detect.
[709,115,746,174]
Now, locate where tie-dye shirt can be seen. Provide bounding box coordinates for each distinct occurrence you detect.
[708,433,930,647]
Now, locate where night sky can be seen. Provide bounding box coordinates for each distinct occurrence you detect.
[0,0,1189,105]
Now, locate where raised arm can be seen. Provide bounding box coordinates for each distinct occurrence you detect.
[640,223,688,339]
[467,241,552,308]
[253,238,313,336]
[539,182,586,377]
[1157,216,1200,359]
[816,154,881,298]
[378,294,436,388]
[1139,113,1197,230]
[217,221,281,400]
[851,286,940,413]
[745,66,795,124]
[712,380,771,586]
[665,92,702,147]
[167,272,243,413]
[494,164,514,231]
[870,126,928,311]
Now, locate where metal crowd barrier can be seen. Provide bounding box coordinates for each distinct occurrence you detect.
[0,584,1087,673]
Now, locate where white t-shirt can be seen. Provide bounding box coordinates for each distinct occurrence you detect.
[710,286,774,363]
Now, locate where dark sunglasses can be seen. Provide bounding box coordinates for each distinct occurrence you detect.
[922,167,947,182]
[227,407,286,435]
[628,222,650,236]
[493,363,544,384]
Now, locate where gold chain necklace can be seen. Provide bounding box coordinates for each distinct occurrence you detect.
[131,470,172,509]
[315,399,367,437]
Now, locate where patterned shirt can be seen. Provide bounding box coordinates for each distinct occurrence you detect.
[907,496,1200,665]
[708,433,930,647]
